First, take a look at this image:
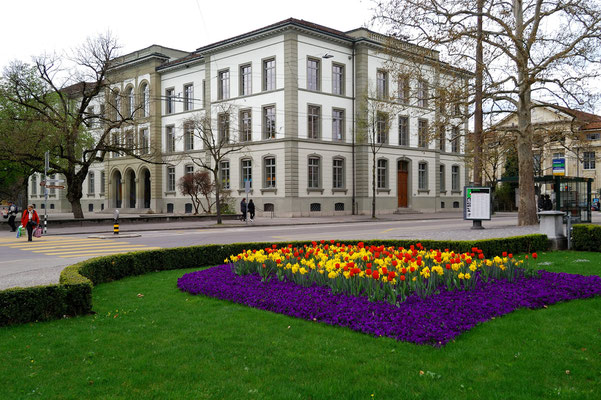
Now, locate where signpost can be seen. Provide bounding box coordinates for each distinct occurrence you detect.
[464,186,492,229]
[552,158,566,176]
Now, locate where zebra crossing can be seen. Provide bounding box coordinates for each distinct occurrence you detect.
[0,236,160,258]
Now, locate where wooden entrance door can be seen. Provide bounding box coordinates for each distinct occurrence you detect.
[397,161,408,207]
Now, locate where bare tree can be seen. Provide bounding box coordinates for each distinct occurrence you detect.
[185,104,245,224]
[178,171,207,215]
[0,32,159,218]
[375,0,601,225]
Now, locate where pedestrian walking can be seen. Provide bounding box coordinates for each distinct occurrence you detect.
[240,198,247,222]
[21,204,40,242]
[248,199,255,223]
[7,201,18,232]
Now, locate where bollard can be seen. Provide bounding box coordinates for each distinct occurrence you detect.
[113,209,120,235]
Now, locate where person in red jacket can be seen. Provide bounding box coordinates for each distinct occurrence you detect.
[21,204,40,242]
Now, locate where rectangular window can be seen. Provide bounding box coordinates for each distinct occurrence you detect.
[100,171,105,194]
[32,175,37,195]
[218,113,230,144]
[184,123,194,151]
[439,125,446,151]
[112,132,120,157]
[167,167,175,192]
[202,80,206,108]
[452,165,460,191]
[398,76,409,104]
[308,105,321,139]
[333,158,344,189]
[263,105,276,139]
[125,132,134,150]
[263,58,276,91]
[307,58,320,91]
[587,133,600,140]
[218,70,230,100]
[332,109,344,141]
[398,116,409,146]
[166,125,176,152]
[220,161,230,189]
[451,126,460,153]
[553,151,565,159]
[88,172,95,194]
[240,109,252,142]
[183,84,194,111]
[454,102,461,116]
[165,88,175,114]
[418,162,428,190]
[376,70,388,99]
[533,153,542,176]
[583,151,596,170]
[241,159,252,188]
[114,92,121,120]
[417,79,428,107]
[140,128,149,155]
[418,119,428,148]
[332,64,345,95]
[308,157,320,189]
[376,112,388,144]
[185,165,194,175]
[439,165,445,192]
[264,157,276,188]
[240,64,252,96]
[377,159,388,189]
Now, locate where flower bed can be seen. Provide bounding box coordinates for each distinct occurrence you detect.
[227,241,538,305]
[178,264,601,346]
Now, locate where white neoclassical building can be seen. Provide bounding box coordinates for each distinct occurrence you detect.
[28,18,469,217]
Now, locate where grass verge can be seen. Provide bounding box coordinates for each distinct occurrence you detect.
[0,251,600,399]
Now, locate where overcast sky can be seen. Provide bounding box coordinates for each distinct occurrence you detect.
[0,0,376,69]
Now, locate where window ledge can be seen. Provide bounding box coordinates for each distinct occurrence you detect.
[331,188,347,194]
[99,193,105,197]
[260,188,277,194]
[87,194,96,197]
[164,191,176,196]
[418,189,430,194]
[237,189,254,195]
[307,188,324,194]
[377,188,391,194]
[440,190,447,194]
[451,190,462,194]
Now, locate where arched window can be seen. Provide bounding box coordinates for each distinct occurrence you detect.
[140,83,149,117]
[126,86,134,117]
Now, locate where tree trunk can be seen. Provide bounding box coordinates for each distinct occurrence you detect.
[66,176,85,219]
[514,0,538,226]
[214,170,222,224]
[372,151,376,219]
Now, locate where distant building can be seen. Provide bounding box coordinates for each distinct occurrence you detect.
[28,18,469,216]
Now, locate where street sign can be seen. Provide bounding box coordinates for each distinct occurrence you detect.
[552,158,565,176]
[45,185,65,189]
[244,180,251,194]
[464,186,492,221]
[45,179,64,183]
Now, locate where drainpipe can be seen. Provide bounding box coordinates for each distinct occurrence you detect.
[351,42,356,215]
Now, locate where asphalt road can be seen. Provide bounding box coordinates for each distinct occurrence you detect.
[0,214,540,290]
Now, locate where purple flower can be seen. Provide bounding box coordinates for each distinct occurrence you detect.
[178,265,601,346]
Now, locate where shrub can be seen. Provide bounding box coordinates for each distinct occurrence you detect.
[0,283,92,327]
[572,224,601,252]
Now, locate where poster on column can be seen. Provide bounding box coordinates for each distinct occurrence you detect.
[464,186,492,221]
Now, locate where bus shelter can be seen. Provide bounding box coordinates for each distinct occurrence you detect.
[497,175,593,223]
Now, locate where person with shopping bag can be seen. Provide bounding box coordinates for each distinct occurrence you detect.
[21,204,40,242]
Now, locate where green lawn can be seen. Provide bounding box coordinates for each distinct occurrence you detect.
[1,251,600,399]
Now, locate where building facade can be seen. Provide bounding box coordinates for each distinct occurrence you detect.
[28,19,469,217]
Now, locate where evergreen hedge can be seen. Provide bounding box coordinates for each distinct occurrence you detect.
[571,224,601,252]
[1,235,549,327]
